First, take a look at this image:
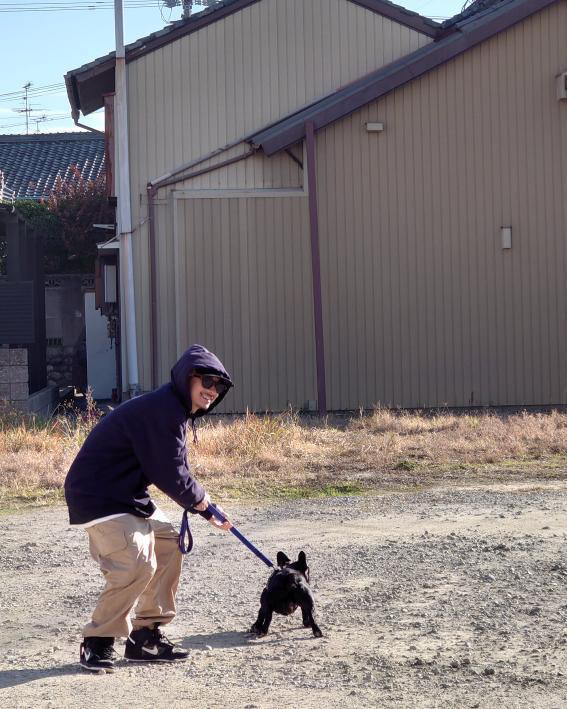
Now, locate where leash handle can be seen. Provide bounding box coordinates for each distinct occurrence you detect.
[207,503,274,568]
[178,509,194,554]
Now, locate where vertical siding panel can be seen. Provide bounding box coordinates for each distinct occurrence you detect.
[532,12,551,403]
[387,91,402,406]
[517,20,536,403]
[315,0,327,94]
[469,45,484,404]
[359,106,376,405]
[317,128,332,408]
[543,6,561,403]
[550,3,566,403]
[349,114,365,406]
[375,97,390,405]
[381,15,391,66]
[292,0,306,108]
[418,75,433,406]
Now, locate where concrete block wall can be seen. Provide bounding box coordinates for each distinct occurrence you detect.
[0,348,29,401]
[0,346,58,417]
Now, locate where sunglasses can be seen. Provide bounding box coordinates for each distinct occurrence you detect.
[196,374,229,395]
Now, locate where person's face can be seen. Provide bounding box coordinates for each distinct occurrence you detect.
[190,374,223,413]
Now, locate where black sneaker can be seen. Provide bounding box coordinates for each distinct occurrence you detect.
[80,636,116,673]
[124,624,189,663]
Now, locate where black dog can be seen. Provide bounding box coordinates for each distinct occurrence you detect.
[250,551,323,638]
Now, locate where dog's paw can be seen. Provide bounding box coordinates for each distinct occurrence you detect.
[249,624,266,636]
[313,627,323,638]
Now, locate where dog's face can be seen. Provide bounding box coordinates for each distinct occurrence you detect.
[276,550,310,583]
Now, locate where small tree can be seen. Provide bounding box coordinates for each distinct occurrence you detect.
[47,165,114,273]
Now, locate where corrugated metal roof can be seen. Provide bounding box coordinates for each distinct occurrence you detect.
[0,132,105,200]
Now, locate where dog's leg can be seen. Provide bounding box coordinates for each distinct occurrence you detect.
[250,600,273,636]
[260,607,273,635]
[249,607,266,635]
[299,595,323,638]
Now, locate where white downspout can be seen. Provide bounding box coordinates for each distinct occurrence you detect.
[114,0,140,397]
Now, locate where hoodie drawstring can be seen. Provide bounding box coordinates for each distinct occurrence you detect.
[191,418,198,445]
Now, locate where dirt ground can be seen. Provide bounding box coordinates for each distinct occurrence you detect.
[1,480,566,709]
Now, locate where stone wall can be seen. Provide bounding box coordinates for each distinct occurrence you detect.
[46,345,75,389]
[0,347,28,401]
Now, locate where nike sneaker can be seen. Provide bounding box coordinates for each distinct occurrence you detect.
[80,636,116,673]
[124,624,189,662]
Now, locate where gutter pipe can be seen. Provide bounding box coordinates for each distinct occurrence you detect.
[115,0,140,397]
[305,121,327,414]
[70,109,104,136]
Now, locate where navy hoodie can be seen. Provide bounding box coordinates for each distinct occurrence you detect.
[64,345,233,525]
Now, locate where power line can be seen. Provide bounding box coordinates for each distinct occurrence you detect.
[0,87,66,104]
[0,82,63,98]
[0,1,165,10]
[1,0,162,5]
[0,114,71,131]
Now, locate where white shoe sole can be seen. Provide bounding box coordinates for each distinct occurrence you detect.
[80,662,115,674]
[124,656,188,663]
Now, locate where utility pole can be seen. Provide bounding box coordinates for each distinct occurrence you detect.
[114,0,140,397]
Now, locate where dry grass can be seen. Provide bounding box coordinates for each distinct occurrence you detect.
[0,393,101,506]
[1,404,567,509]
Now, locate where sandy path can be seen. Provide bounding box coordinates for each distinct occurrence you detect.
[1,481,566,708]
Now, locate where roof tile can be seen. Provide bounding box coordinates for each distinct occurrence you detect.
[0,132,105,200]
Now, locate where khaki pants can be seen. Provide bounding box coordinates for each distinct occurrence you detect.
[83,514,183,639]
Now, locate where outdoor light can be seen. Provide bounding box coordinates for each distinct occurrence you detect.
[365,122,384,132]
[501,226,512,249]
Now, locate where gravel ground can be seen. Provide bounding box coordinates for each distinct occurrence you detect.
[1,481,566,708]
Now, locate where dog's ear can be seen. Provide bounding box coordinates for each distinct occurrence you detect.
[277,551,291,567]
[296,551,308,570]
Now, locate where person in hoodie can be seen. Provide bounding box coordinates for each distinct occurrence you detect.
[64,344,233,673]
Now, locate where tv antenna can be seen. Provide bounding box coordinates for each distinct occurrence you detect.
[13,82,34,134]
[162,0,219,20]
[32,114,48,133]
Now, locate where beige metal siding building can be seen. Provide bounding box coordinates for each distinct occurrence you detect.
[313,0,567,409]
[65,0,567,411]
[125,0,433,406]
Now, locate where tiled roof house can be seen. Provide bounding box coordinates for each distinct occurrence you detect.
[0,132,105,201]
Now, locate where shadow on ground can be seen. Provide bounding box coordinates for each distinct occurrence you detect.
[0,663,80,690]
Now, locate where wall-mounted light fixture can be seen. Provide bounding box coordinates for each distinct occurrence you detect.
[501,226,512,249]
[365,122,384,132]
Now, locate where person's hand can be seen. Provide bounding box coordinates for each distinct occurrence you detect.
[193,491,211,512]
[207,504,232,532]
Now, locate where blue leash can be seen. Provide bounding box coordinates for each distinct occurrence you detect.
[179,502,274,568]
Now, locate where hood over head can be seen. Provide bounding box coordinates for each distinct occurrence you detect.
[171,344,233,417]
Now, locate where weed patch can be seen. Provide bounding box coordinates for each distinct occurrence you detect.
[1,404,567,509]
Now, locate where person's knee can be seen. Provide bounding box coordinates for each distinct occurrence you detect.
[139,552,158,583]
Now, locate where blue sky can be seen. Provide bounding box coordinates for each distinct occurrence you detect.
[0,0,465,135]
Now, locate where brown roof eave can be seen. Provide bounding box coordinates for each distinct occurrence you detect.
[64,73,80,122]
[252,0,559,156]
[66,60,116,116]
